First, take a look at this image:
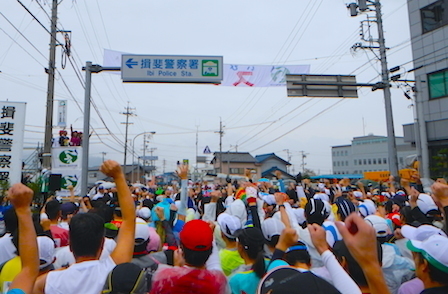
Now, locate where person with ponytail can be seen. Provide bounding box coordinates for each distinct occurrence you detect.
[228,227,267,294]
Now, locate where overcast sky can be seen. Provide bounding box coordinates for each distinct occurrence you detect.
[0,0,414,174]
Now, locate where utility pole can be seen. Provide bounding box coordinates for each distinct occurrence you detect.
[195,126,198,180]
[121,102,135,170]
[42,0,59,168]
[375,1,399,178]
[214,118,224,173]
[142,133,147,181]
[101,152,107,162]
[415,87,430,178]
[299,151,308,173]
[148,148,157,176]
[283,149,292,173]
[348,0,399,177]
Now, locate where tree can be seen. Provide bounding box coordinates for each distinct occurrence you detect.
[431,148,448,179]
[302,168,317,179]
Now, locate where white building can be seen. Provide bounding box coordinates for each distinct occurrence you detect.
[403,0,448,178]
[332,135,416,175]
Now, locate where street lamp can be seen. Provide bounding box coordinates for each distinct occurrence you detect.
[131,131,156,183]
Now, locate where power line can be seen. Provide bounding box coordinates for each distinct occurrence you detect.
[0,27,46,67]
[250,99,345,153]
[16,0,51,35]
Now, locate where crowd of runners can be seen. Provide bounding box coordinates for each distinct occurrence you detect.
[0,160,447,294]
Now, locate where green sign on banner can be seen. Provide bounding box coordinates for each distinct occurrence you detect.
[59,149,79,164]
[61,174,78,189]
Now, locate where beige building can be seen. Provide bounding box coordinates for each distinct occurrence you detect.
[211,152,261,179]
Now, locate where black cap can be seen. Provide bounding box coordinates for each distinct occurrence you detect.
[258,266,341,294]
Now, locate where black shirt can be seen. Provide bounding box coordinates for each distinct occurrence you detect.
[421,286,448,294]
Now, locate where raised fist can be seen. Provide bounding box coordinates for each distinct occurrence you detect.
[100,160,123,178]
[8,183,33,210]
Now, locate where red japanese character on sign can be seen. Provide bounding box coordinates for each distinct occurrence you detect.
[233,71,254,87]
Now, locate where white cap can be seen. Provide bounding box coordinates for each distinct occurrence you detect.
[314,193,329,203]
[135,217,150,244]
[358,199,376,217]
[407,235,448,274]
[353,191,363,199]
[217,213,242,239]
[364,215,391,237]
[261,194,276,206]
[226,199,247,226]
[262,217,285,241]
[401,224,447,241]
[416,193,438,214]
[293,208,306,225]
[38,236,55,269]
[137,207,151,220]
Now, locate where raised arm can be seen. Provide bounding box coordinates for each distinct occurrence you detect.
[336,214,391,294]
[176,164,188,222]
[101,160,136,264]
[68,185,75,203]
[275,192,291,229]
[9,183,39,294]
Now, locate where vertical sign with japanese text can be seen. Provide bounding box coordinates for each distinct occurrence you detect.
[0,102,26,184]
[57,100,67,128]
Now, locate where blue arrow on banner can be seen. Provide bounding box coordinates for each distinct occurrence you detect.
[125,58,139,69]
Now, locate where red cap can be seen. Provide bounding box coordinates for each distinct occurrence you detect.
[180,220,213,251]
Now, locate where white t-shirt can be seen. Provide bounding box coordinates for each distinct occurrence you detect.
[45,256,116,294]
[53,238,116,269]
[0,233,16,264]
[58,221,69,231]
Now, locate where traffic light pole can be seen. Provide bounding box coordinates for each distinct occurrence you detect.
[80,63,121,196]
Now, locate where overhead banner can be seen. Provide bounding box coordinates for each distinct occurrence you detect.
[104,49,310,87]
[0,101,26,184]
[221,64,310,87]
[51,147,82,169]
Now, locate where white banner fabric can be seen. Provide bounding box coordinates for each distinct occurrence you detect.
[53,168,82,197]
[103,49,310,87]
[51,147,82,169]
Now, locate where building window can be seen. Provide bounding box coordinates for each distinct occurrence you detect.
[383,158,387,164]
[229,168,244,174]
[89,173,97,178]
[346,161,348,166]
[359,159,362,165]
[354,160,357,165]
[333,161,336,166]
[368,159,372,165]
[421,0,448,34]
[363,159,366,165]
[341,161,344,166]
[428,69,448,99]
[373,159,376,164]
[378,158,382,165]
[345,151,348,156]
